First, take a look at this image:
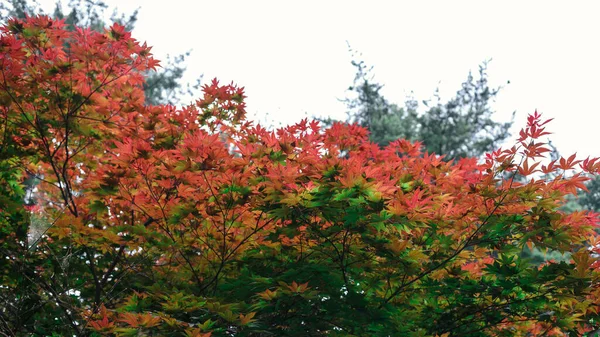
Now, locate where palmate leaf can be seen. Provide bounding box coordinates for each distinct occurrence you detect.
[89,200,108,214]
[332,187,357,201]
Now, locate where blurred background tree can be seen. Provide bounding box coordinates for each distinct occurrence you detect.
[340,48,513,161]
[416,62,513,159]
[340,57,420,146]
[579,177,600,212]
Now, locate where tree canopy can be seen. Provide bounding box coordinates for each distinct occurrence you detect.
[342,55,512,160]
[0,0,197,106]
[2,15,600,337]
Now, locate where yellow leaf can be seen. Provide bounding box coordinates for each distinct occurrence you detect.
[386,239,408,254]
[239,312,256,326]
[257,289,278,301]
[185,327,212,337]
[407,249,428,263]
[287,281,310,293]
[473,247,489,259]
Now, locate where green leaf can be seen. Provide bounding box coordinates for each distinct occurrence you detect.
[89,200,108,214]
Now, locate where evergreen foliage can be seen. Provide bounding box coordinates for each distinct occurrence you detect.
[343,52,513,160]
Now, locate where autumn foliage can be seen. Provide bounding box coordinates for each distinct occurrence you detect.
[2,16,600,337]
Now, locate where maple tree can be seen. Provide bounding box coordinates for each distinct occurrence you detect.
[0,0,197,107]
[2,16,600,337]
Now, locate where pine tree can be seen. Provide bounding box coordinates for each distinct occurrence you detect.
[343,53,513,160]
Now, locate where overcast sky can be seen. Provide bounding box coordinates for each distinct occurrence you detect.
[37,0,600,158]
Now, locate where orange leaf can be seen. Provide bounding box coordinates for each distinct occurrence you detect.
[239,312,256,326]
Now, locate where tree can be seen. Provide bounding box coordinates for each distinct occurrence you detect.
[531,140,600,214]
[0,0,197,106]
[552,142,600,213]
[343,54,513,160]
[579,177,600,212]
[340,57,419,147]
[3,16,600,337]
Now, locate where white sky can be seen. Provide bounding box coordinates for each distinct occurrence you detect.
[37,0,600,159]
